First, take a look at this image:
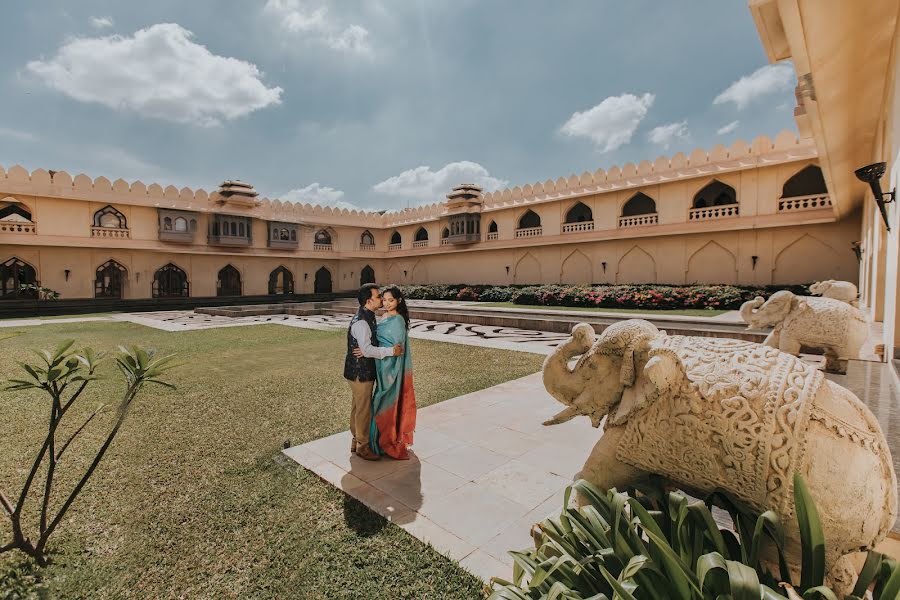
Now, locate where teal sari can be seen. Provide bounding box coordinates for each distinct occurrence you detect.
[369,315,417,459]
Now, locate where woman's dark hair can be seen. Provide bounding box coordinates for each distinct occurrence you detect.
[381,285,410,329]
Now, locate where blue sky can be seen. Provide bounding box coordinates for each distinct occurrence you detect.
[0,0,797,211]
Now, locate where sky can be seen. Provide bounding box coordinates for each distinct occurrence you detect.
[0,0,798,212]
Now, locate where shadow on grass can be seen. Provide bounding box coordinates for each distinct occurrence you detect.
[341,496,389,538]
[0,554,50,599]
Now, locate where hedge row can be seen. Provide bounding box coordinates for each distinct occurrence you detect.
[399,283,811,311]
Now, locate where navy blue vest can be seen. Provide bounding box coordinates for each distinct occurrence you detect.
[344,307,377,381]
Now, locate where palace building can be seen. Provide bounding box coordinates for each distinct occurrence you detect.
[0,131,857,301]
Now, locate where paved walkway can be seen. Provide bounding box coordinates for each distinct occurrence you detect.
[283,372,591,583]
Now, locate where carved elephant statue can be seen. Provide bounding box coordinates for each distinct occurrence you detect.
[542,319,896,593]
[740,290,867,372]
[809,279,859,306]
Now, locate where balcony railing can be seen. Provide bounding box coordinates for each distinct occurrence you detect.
[688,204,739,221]
[562,221,594,233]
[388,243,402,251]
[412,240,429,248]
[208,234,251,247]
[778,194,833,212]
[358,243,375,251]
[313,243,333,251]
[0,221,36,234]
[486,232,499,241]
[515,226,542,238]
[159,230,194,243]
[440,238,451,246]
[618,214,658,228]
[91,226,130,239]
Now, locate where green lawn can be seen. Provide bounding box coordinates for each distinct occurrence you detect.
[0,322,544,598]
[473,302,728,317]
[0,312,119,321]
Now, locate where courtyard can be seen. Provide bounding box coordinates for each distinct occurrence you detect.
[0,319,544,598]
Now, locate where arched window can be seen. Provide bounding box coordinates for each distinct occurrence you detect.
[360,265,375,285]
[361,230,374,246]
[238,222,245,237]
[152,263,189,298]
[390,231,402,245]
[488,221,498,233]
[93,205,127,228]
[315,230,332,245]
[441,227,449,239]
[693,180,736,208]
[290,230,296,241]
[1,257,38,299]
[272,227,278,239]
[213,222,220,236]
[565,202,593,223]
[230,222,237,236]
[314,267,332,293]
[189,219,197,232]
[174,217,188,232]
[518,210,541,229]
[280,228,290,241]
[95,260,126,299]
[415,227,429,241]
[268,266,294,295]
[217,265,241,296]
[622,193,657,216]
[782,165,827,198]
[163,217,173,231]
[0,202,32,222]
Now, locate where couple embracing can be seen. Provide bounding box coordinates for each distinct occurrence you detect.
[344,283,417,461]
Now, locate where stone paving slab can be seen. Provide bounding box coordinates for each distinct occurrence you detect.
[282,372,586,583]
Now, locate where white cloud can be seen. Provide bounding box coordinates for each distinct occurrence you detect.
[0,127,39,142]
[263,0,373,56]
[559,93,654,152]
[90,16,114,29]
[372,161,508,204]
[281,183,361,210]
[25,23,283,126]
[713,64,794,110]
[647,120,689,148]
[716,120,740,135]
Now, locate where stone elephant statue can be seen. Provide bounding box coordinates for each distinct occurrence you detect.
[740,290,867,372]
[542,319,896,593]
[809,279,859,306]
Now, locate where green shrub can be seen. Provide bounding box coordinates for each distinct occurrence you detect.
[488,473,900,599]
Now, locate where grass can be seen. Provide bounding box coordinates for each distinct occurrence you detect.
[0,322,544,598]
[0,312,118,321]
[472,302,729,317]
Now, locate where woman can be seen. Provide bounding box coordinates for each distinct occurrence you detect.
[353,286,416,459]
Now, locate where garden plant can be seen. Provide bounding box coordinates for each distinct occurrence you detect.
[0,339,177,566]
[489,474,900,600]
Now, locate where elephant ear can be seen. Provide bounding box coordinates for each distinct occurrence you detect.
[609,349,681,425]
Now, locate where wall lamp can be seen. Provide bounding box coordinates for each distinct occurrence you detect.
[601,261,607,273]
[851,241,863,263]
[64,269,70,281]
[505,266,510,274]
[303,273,308,281]
[855,162,895,232]
[751,255,759,270]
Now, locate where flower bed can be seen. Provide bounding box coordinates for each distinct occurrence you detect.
[400,283,811,311]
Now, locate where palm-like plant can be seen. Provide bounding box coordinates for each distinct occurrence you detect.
[1,340,177,565]
[489,474,900,600]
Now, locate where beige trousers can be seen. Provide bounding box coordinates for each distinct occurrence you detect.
[348,378,375,448]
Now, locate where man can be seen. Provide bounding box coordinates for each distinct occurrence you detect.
[344,283,402,461]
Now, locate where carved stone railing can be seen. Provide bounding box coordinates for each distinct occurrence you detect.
[688,204,739,221]
[778,194,833,212]
[0,221,36,234]
[358,243,375,251]
[515,226,542,238]
[412,240,429,248]
[388,243,402,251]
[486,232,499,240]
[618,214,658,228]
[313,243,333,251]
[562,221,594,233]
[91,226,130,239]
[440,238,451,246]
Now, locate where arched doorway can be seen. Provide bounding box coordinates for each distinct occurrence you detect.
[0,257,38,299]
[360,265,375,285]
[314,267,332,293]
[268,266,294,294]
[217,265,241,296]
[152,264,189,298]
[95,260,127,299]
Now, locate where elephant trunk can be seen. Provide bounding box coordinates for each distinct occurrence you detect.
[542,323,594,407]
[740,296,766,328]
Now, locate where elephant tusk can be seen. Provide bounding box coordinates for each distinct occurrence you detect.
[543,406,579,426]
